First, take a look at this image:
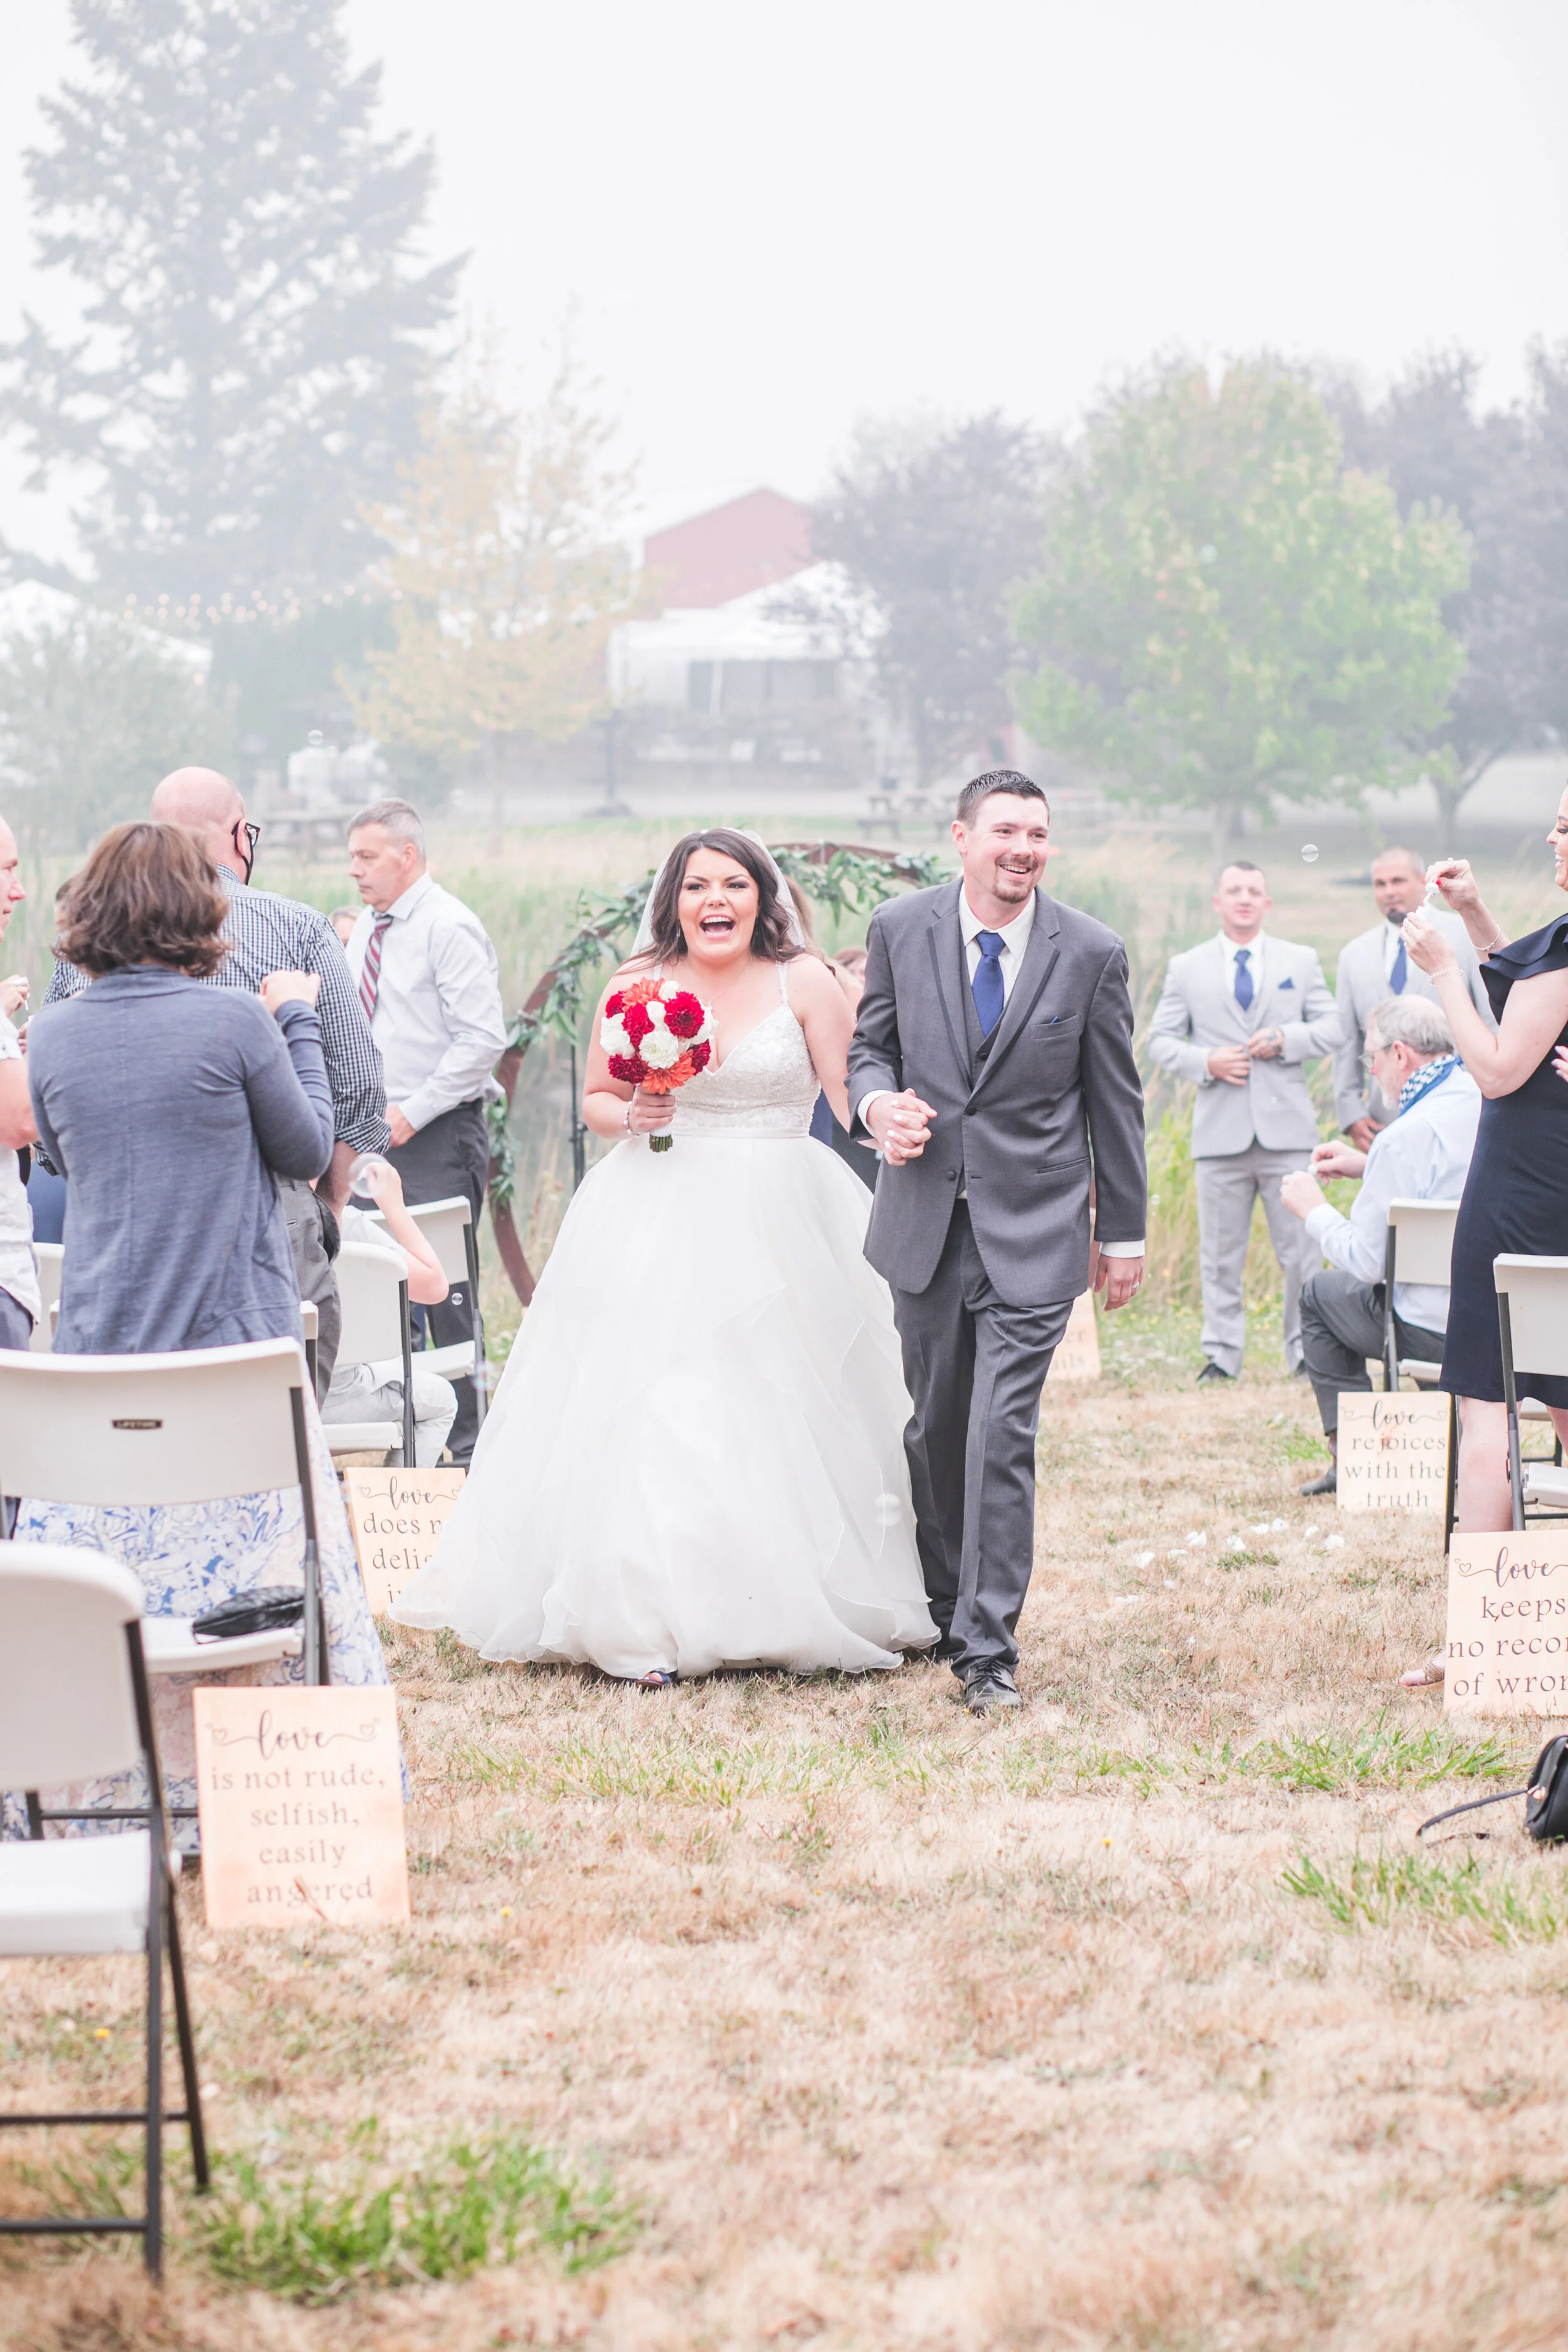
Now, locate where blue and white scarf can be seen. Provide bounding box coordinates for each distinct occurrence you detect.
[1397,1052,1460,1117]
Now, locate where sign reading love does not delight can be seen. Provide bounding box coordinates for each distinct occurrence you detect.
[1336,1391,1449,1512]
[192,1687,410,1927]
[1444,1528,1568,1717]
[343,1465,465,1615]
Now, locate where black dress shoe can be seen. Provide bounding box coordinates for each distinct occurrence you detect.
[1196,1360,1234,1384]
[1298,1466,1337,1496]
[963,1666,1022,1717]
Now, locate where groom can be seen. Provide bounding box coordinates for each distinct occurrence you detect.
[849,771,1147,1715]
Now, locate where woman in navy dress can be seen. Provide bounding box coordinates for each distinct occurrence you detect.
[1404,788,1568,1534]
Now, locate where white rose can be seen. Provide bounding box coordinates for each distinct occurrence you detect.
[600,1015,632,1054]
[640,1027,681,1071]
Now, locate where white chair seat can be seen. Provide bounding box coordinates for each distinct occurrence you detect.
[1401,1359,1444,1385]
[0,1830,150,1956]
[1522,1463,1568,1505]
[1520,1396,1554,1421]
[140,1618,302,1675]
[324,1420,400,1454]
[418,1340,474,1379]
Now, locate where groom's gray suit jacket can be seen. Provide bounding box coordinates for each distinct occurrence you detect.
[847,881,1147,1309]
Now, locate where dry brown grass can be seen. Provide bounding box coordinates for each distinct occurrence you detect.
[6,1356,1568,2350]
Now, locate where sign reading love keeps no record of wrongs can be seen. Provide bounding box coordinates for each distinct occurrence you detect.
[1444,1528,1568,1716]
[1335,1391,1449,1512]
[192,1687,410,1928]
[1046,1290,1101,1384]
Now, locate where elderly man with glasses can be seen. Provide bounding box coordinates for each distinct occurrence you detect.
[43,766,388,1394]
[1279,994,1481,1496]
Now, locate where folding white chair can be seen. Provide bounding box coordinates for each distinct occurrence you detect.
[1495,1256,1568,1530]
[0,1545,210,2277]
[323,1242,415,1466]
[301,1297,319,1391]
[362,1193,489,1428]
[1377,1200,1463,1544]
[0,1338,327,1703]
[29,1242,62,1355]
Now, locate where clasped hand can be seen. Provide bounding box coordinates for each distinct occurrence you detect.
[625,1086,674,1135]
[867,1089,936,1165]
[1207,1029,1283,1085]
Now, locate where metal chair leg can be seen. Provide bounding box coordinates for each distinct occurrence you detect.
[165,1887,209,2191]
[144,1810,164,2278]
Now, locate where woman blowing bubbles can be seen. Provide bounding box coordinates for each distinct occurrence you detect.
[1402,790,1568,1553]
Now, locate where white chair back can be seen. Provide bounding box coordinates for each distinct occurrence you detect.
[1495,1255,1568,1380]
[1388,1199,1461,1289]
[30,1243,63,1355]
[0,1337,309,1507]
[364,1195,472,1285]
[335,1242,408,1365]
[0,1545,144,1786]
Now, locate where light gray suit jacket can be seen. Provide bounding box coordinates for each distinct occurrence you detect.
[1146,933,1341,1158]
[1332,914,1493,1127]
[847,881,1147,1308]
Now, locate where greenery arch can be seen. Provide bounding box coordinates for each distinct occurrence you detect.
[487,840,946,1301]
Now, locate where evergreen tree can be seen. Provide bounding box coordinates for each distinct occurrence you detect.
[0,0,460,607]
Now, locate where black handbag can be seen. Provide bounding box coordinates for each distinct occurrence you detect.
[191,1586,305,1642]
[1416,1734,1568,1845]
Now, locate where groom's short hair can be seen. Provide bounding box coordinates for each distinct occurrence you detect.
[956,770,1049,827]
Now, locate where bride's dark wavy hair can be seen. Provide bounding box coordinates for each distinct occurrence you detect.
[634,829,801,965]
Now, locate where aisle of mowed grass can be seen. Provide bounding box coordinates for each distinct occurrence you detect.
[5,811,1568,2346]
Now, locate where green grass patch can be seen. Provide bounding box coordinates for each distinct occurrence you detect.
[1281,1850,1568,1944]
[191,2127,635,2302]
[1242,1714,1513,1793]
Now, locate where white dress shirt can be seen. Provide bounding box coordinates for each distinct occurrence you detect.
[0,1010,38,1323]
[347,872,507,1134]
[1302,1063,1481,1331]
[861,889,1142,1255]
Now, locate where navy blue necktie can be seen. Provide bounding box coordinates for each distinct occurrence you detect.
[972,930,1006,1037]
[1390,935,1408,993]
[1233,945,1254,1011]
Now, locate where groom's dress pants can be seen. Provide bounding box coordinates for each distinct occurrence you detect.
[894,1204,1073,1677]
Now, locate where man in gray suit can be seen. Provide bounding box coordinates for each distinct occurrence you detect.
[849,771,1147,1717]
[1332,844,1492,1147]
[1147,861,1340,1383]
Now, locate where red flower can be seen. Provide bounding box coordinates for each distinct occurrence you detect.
[607,1053,644,1084]
[662,990,706,1039]
[620,1000,654,1046]
[689,1039,712,1073]
[605,989,626,1018]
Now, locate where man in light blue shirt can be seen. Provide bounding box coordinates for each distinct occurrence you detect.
[1279,994,1480,1495]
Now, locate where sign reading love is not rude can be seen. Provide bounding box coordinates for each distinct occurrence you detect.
[342,1465,465,1614]
[1336,1391,1449,1512]
[192,1687,410,1928]
[1444,1527,1568,1717]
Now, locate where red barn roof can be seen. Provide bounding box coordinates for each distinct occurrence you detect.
[643,487,813,609]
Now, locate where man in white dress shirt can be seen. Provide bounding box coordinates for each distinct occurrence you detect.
[1147,861,1342,1382]
[346,797,507,1462]
[1281,995,1480,1495]
[1332,844,1491,1147]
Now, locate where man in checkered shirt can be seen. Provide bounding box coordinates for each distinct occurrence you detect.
[44,768,388,1393]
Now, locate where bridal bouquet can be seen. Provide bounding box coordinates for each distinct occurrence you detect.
[602,977,716,1152]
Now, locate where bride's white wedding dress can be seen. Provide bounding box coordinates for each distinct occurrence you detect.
[391,961,936,1677]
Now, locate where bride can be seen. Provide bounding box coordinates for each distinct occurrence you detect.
[391,830,936,1682]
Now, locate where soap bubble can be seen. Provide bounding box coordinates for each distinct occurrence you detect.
[349,1152,394,1196]
[1300,844,1320,864]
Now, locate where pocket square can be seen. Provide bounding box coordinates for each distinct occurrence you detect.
[1277,977,1295,990]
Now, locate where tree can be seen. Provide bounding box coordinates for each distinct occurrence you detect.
[808,414,1048,790]
[1329,346,1568,846]
[349,351,637,846]
[0,0,460,606]
[0,604,236,847]
[1012,361,1470,847]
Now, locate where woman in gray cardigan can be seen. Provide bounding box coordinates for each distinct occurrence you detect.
[12,823,388,1827]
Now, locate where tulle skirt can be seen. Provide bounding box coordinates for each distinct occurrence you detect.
[391,1133,936,1677]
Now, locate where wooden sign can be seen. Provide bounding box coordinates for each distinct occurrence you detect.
[1336,1391,1449,1512]
[1445,1528,1568,1717]
[342,1466,466,1615]
[1047,1290,1101,1385]
[192,1687,410,1929]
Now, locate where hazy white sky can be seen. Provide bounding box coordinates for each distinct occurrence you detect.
[3,0,1567,561]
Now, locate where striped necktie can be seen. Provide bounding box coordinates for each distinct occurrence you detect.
[358,911,393,1021]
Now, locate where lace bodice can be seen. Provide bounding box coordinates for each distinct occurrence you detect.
[667,965,819,1138]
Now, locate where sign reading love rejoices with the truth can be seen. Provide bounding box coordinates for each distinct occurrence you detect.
[191,1687,410,1928]
[1445,1528,1568,1716]
[1047,1290,1101,1385]
[342,1465,466,1614]
[1335,1391,1449,1512]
